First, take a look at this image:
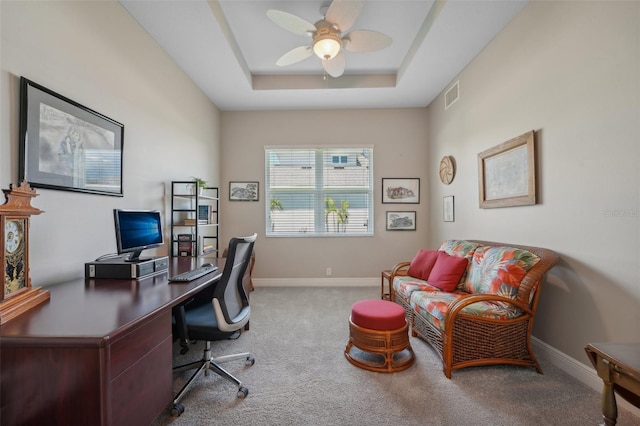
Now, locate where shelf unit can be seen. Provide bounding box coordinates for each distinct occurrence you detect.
[170,180,219,258]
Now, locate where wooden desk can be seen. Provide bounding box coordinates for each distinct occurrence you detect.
[0,257,223,426]
[585,342,640,426]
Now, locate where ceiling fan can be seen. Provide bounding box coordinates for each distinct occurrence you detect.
[266,0,392,78]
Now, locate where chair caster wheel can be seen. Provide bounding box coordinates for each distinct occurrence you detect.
[246,356,255,366]
[170,403,185,417]
[237,386,249,399]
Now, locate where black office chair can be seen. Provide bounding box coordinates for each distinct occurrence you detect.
[171,233,257,417]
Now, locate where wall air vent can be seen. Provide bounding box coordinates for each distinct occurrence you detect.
[445,80,459,110]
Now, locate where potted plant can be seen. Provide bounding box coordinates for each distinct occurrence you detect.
[191,177,207,195]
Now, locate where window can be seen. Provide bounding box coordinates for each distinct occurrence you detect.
[265,147,373,237]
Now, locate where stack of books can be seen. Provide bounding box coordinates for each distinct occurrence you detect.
[183,218,208,226]
[198,205,212,224]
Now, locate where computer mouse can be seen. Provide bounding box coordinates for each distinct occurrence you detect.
[202,262,214,268]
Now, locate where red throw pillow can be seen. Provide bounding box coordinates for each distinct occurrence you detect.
[407,249,439,280]
[427,251,469,291]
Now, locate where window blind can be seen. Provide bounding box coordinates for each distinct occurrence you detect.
[265,147,373,237]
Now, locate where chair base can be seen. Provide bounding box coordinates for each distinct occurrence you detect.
[171,341,255,416]
[344,319,415,373]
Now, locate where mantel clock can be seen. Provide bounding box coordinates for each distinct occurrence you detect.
[0,181,48,324]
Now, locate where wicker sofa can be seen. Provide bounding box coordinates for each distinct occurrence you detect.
[389,239,558,378]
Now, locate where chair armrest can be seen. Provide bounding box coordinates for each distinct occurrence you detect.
[390,261,410,277]
[388,261,410,301]
[444,293,534,333]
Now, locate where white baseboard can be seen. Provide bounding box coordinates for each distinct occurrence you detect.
[253,277,378,287]
[533,337,640,418]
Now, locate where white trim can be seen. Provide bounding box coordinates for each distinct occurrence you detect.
[264,144,374,150]
[254,277,378,287]
[533,337,640,418]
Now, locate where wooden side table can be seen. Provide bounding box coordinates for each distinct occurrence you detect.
[585,342,640,426]
[381,270,391,300]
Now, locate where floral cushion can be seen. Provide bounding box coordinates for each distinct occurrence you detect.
[410,290,524,331]
[438,240,481,259]
[393,275,442,300]
[463,246,540,300]
[437,240,481,289]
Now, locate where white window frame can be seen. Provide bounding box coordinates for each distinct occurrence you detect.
[265,146,374,237]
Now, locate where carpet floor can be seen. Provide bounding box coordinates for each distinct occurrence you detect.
[153,286,640,425]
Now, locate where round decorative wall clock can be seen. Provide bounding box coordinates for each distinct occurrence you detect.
[439,156,455,185]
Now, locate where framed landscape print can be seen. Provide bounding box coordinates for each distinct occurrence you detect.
[229,181,259,201]
[382,178,420,204]
[19,77,124,197]
[386,211,416,231]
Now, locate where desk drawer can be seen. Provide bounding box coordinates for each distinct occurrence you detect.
[112,334,172,426]
[110,311,171,379]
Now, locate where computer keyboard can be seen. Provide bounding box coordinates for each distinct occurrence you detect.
[169,264,218,282]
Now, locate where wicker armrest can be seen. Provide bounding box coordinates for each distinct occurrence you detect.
[444,293,533,332]
[389,261,410,302]
[448,293,533,316]
[390,261,410,276]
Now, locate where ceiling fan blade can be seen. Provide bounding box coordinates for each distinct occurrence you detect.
[343,30,392,52]
[276,46,313,67]
[267,9,316,36]
[322,51,346,78]
[325,0,363,33]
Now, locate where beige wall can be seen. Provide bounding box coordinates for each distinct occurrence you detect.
[1,1,221,284]
[2,0,638,377]
[220,109,429,280]
[426,0,640,362]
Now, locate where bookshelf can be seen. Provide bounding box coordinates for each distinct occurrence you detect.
[170,180,219,258]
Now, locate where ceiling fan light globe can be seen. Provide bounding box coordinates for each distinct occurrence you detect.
[313,35,341,61]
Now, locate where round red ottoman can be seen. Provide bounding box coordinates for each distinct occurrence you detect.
[344,299,415,373]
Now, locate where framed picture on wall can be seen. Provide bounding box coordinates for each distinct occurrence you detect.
[18,77,124,197]
[386,211,416,231]
[382,178,420,204]
[229,181,259,201]
[443,195,454,222]
[478,130,536,208]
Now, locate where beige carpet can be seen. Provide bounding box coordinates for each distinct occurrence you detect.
[153,286,640,425]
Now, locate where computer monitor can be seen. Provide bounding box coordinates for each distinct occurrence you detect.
[113,209,164,262]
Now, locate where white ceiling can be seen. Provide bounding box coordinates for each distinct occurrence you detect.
[120,0,527,111]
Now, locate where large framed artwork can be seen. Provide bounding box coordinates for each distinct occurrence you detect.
[478,130,536,208]
[382,178,420,204]
[19,77,124,197]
